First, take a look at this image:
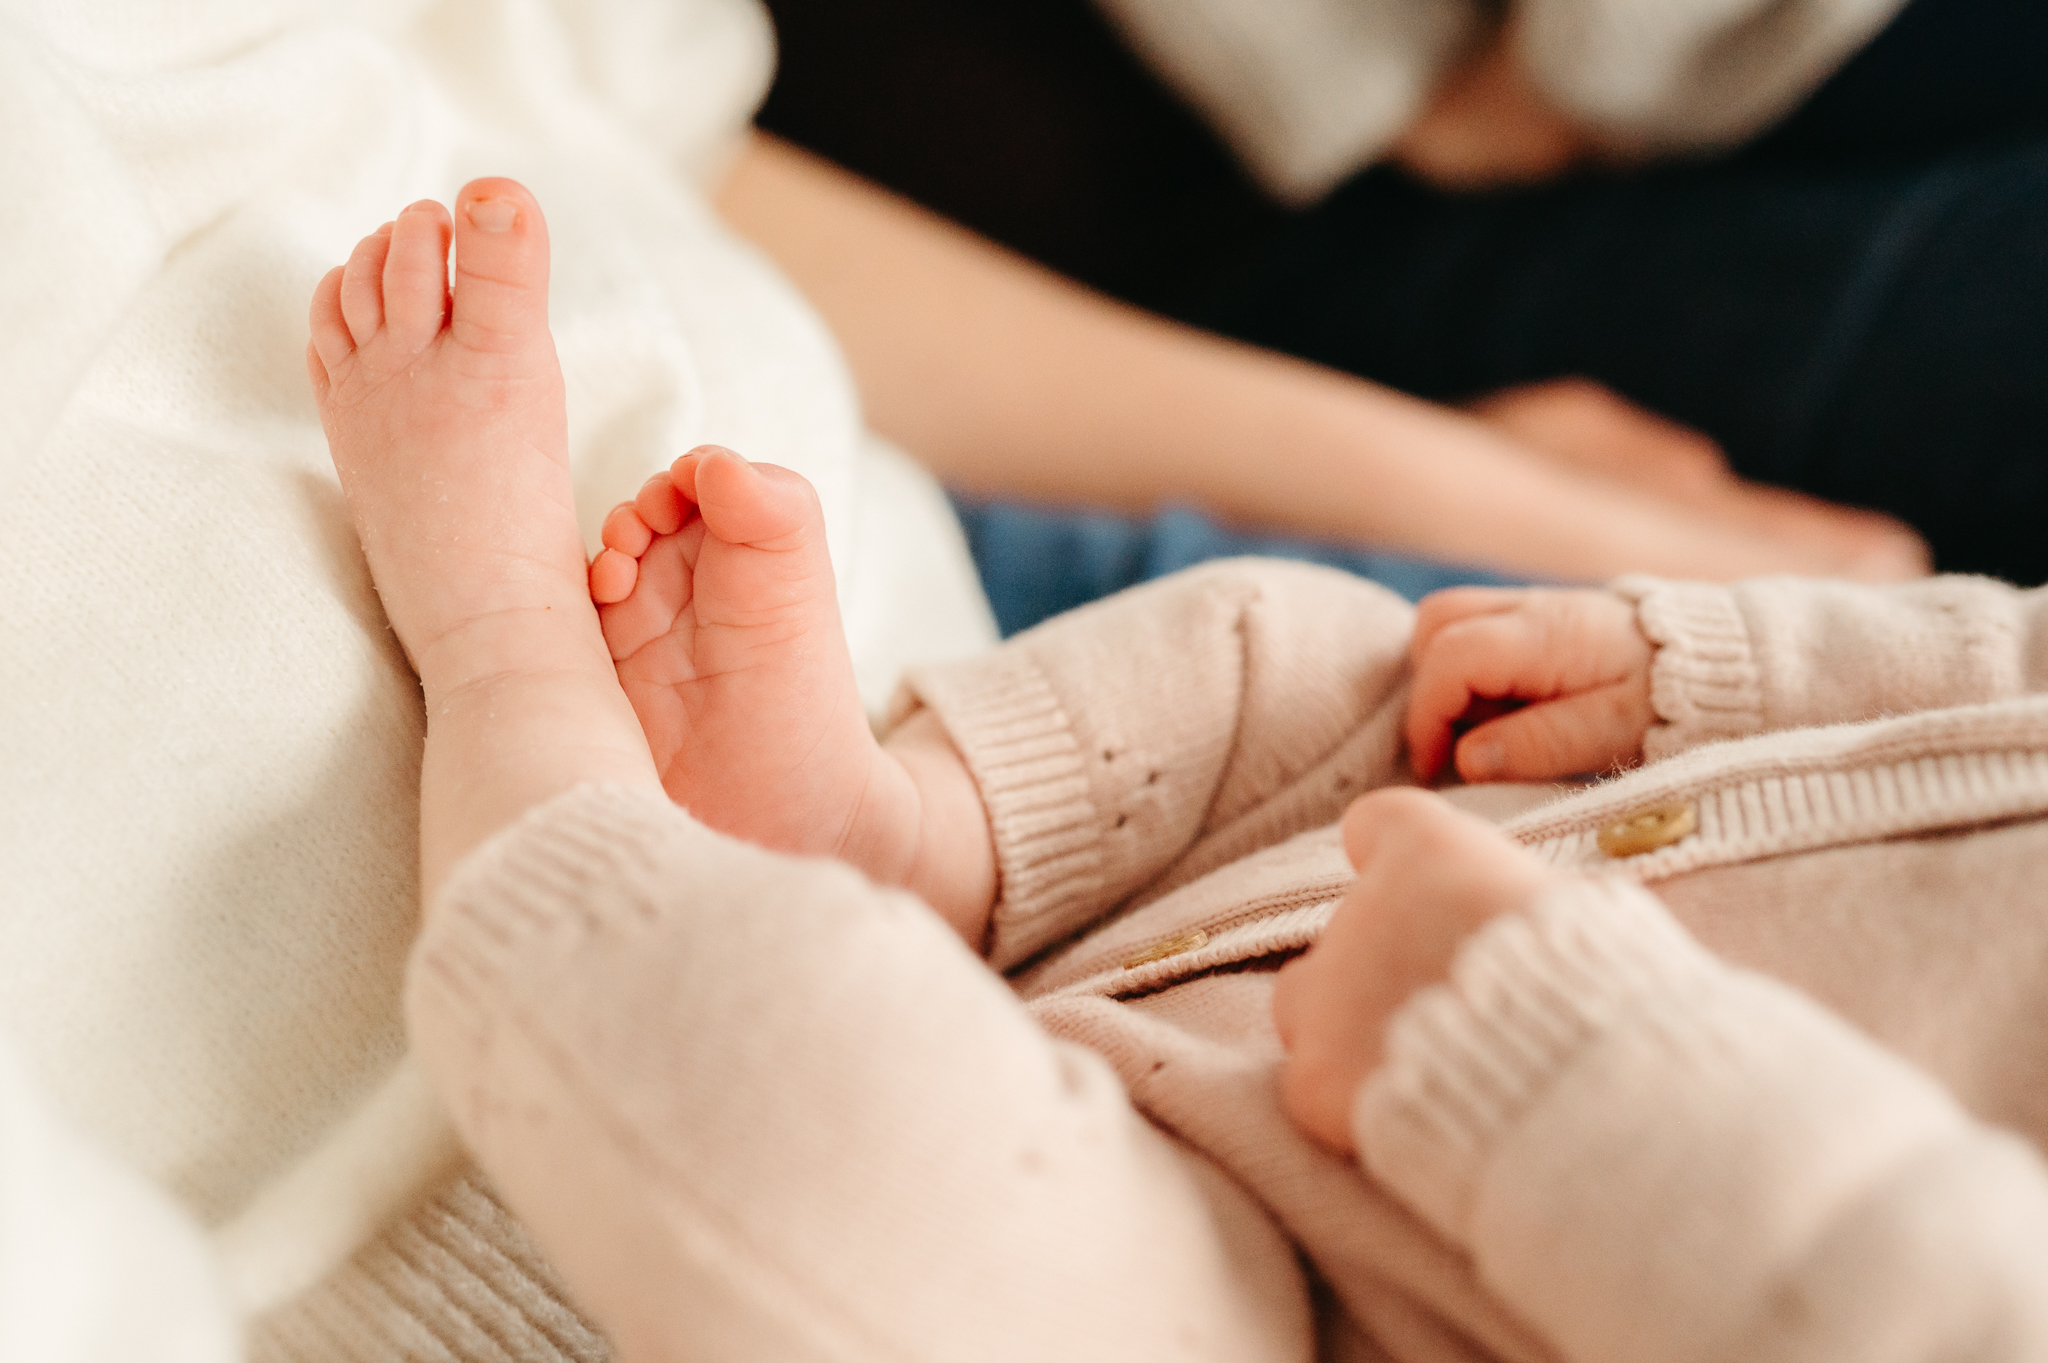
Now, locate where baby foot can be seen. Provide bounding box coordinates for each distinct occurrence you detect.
[308,178,591,684]
[592,449,997,942]
[309,178,660,894]
[591,447,921,861]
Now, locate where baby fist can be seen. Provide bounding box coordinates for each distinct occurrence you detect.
[1273,790,1560,1153]
[1406,586,1655,783]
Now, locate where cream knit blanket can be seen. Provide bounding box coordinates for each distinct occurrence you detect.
[0,0,993,1327]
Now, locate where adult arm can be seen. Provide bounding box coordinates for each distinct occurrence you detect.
[1619,574,2048,757]
[1356,876,2048,1363]
[716,134,1896,586]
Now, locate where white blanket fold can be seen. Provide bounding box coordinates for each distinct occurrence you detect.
[0,0,993,1330]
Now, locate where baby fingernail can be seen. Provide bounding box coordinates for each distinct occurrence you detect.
[1463,740,1504,779]
[467,199,517,233]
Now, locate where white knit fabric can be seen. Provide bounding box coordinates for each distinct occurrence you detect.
[0,0,993,1328]
[1092,0,1478,204]
[0,1042,237,1363]
[1092,0,1908,202]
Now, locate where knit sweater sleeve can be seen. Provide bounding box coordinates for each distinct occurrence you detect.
[1354,878,2048,1363]
[1615,573,2048,760]
[406,782,1302,1362]
[896,558,1417,970]
[1516,0,1906,152]
[1089,0,1480,204]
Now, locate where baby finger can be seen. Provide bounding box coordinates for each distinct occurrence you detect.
[1453,681,1652,781]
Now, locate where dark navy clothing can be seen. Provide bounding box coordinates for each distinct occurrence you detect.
[949,0,2048,625]
[1195,0,2048,581]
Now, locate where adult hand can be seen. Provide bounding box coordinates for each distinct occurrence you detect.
[1470,377,1728,499]
[1272,790,1565,1153]
[1406,585,1655,783]
[1471,377,1933,582]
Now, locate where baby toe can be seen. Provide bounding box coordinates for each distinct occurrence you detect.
[381,200,452,353]
[634,475,687,537]
[450,177,550,355]
[339,223,394,347]
[589,548,640,606]
[694,448,821,548]
[309,265,353,374]
[601,503,655,558]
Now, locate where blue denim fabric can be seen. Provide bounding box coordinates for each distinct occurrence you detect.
[950,496,1517,638]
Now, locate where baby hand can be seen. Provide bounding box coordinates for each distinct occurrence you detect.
[1272,789,1563,1153]
[1406,586,1655,784]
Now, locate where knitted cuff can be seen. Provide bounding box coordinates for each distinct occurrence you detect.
[898,654,1107,971]
[1612,576,1766,761]
[1352,877,1718,1243]
[423,782,697,975]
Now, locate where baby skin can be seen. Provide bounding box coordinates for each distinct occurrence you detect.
[311,176,997,937]
[313,179,1662,1160]
[587,445,999,942]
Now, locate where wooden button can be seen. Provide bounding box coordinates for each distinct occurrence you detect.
[1122,929,1209,970]
[1596,802,1697,858]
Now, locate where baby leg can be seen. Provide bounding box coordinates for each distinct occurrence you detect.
[310,179,660,896]
[412,787,1306,1360]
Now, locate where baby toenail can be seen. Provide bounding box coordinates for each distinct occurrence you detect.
[467,199,517,233]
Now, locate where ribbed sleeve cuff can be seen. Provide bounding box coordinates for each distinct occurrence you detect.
[1612,576,1765,761]
[1354,875,1985,1363]
[431,783,687,930]
[1353,878,1717,1242]
[412,783,696,1042]
[900,655,1107,970]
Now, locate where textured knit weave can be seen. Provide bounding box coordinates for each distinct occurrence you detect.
[250,1176,607,1363]
[0,0,994,1348]
[1358,877,2048,1363]
[401,561,2048,1362]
